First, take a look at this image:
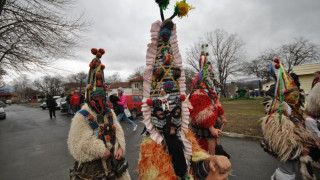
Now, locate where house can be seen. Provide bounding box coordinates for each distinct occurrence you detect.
[64,87,86,96]
[293,63,320,94]
[107,82,132,96]
[0,92,19,102]
[129,76,143,95]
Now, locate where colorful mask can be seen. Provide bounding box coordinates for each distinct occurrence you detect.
[86,48,108,122]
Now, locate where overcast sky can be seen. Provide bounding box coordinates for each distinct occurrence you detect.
[6,0,320,83]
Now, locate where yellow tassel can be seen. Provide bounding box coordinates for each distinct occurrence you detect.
[176,1,195,18]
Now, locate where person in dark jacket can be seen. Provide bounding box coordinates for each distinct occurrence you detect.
[109,94,123,116]
[66,92,72,117]
[80,93,85,108]
[46,95,57,119]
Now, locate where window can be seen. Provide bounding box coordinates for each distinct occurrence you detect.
[132,96,141,102]
[134,83,139,89]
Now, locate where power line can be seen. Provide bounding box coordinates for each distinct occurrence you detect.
[45,65,76,73]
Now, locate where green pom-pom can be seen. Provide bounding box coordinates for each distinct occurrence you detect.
[156,0,170,10]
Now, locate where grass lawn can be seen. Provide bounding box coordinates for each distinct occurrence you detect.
[21,103,42,108]
[220,98,266,137]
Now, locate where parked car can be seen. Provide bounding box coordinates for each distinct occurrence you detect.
[40,100,47,110]
[5,100,12,105]
[0,101,7,108]
[0,107,6,119]
[107,94,143,119]
[40,96,61,110]
[60,97,68,113]
[126,95,143,119]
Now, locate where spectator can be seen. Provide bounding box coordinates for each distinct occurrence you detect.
[311,71,320,89]
[305,108,320,138]
[46,95,57,119]
[66,92,72,117]
[80,93,85,107]
[117,87,137,131]
[70,92,80,115]
[109,94,123,116]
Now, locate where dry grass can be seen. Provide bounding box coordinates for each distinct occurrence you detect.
[220,98,265,136]
[21,103,42,108]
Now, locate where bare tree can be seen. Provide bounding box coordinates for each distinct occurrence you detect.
[0,0,87,75]
[185,42,203,73]
[12,75,35,101]
[242,49,278,81]
[206,29,245,94]
[105,72,122,84]
[0,66,6,87]
[71,72,87,93]
[279,37,319,73]
[184,66,197,94]
[127,66,145,81]
[34,75,64,96]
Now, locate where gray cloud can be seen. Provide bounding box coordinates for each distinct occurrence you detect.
[8,0,320,83]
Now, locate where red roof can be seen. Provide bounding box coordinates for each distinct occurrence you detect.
[0,92,18,97]
[129,76,143,82]
[108,82,131,89]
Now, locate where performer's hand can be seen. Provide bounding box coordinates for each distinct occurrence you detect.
[209,127,222,137]
[206,155,231,179]
[206,169,228,180]
[102,148,111,160]
[115,148,123,160]
[221,115,227,125]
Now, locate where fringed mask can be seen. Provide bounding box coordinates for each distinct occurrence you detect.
[86,48,108,119]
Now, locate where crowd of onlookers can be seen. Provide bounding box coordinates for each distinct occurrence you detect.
[65,91,85,117]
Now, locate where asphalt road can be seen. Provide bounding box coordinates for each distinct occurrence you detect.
[0,105,318,180]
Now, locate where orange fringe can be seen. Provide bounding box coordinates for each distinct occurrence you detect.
[138,138,177,180]
[185,128,207,154]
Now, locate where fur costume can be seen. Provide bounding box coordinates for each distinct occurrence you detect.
[68,49,130,180]
[68,104,130,180]
[188,45,226,154]
[261,59,317,180]
[307,83,320,118]
[138,2,217,179]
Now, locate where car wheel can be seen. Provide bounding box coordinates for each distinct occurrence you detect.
[42,107,46,110]
[131,109,137,119]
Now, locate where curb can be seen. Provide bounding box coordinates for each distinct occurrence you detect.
[222,131,262,141]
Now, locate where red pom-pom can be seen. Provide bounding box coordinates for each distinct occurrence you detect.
[101,64,105,70]
[146,99,153,106]
[89,63,93,68]
[99,48,105,55]
[180,94,186,101]
[275,64,280,69]
[97,81,102,87]
[91,48,98,55]
[91,101,95,106]
[97,74,101,79]
[284,89,290,93]
[274,58,280,64]
[104,84,108,90]
[96,53,102,58]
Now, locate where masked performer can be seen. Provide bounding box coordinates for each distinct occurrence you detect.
[138,1,231,179]
[68,48,130,180]
[188,45,227,155]
[261,59,318,180]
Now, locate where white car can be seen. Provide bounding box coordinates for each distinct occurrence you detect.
[40,97,61,110]
[0,107,6,119]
